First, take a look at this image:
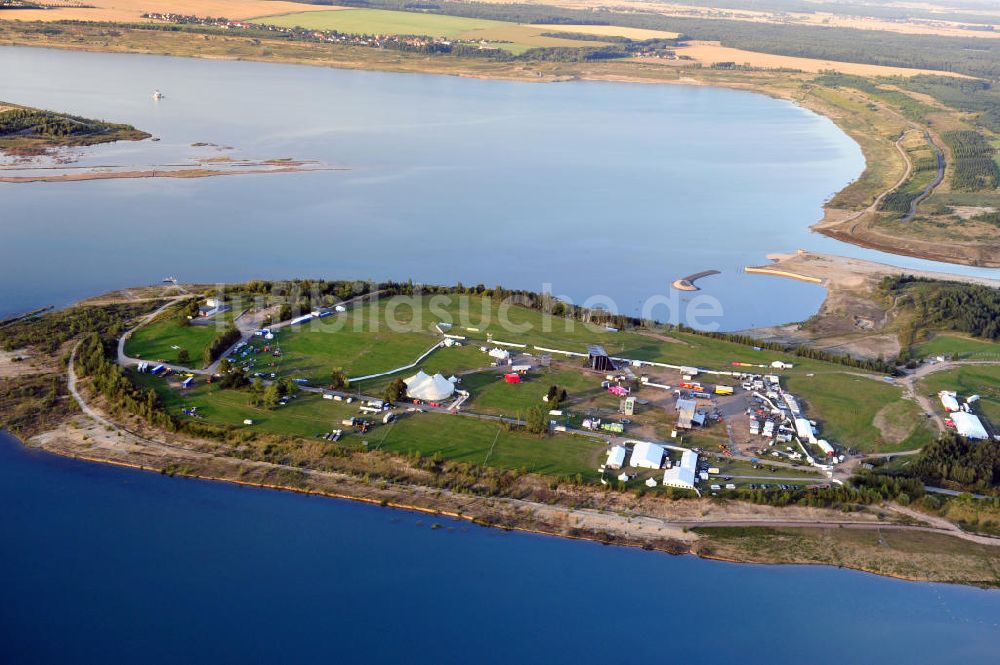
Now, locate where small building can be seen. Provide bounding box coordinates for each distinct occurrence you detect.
[629,441,665,469]
[676,397,697,429]
[606,445,627,469]
[587,345,616,372]
[198,298,231,318]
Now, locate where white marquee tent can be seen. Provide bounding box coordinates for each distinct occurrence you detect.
[404,371,456,402]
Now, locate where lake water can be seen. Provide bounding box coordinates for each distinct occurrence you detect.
[1,432,998,664]
[2,46,996,329]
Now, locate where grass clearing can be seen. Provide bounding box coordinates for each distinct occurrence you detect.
[918,365,1000,425]
[914,333,1000,360]
[786,372,934,452]
[125,309,234,368]
[269,295,838,390]
[378,411,604,477]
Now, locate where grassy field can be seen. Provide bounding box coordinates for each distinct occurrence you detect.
[786,372,935,452]
[377,411,605,477]
[918,365,1000,425]
[269,295,843,389]
[254,9,607,54]
[124,310,233,368]
[137,372,605,476]
[913,334,1000,360]
[462,366,601,417]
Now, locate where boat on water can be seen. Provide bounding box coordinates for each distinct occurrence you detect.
[152,90,164,100]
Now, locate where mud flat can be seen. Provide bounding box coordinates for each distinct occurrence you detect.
[0,160,343,183]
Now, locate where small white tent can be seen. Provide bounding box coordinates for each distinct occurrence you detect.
[404,371,455,402]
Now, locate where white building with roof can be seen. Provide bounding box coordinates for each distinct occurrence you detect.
[663,449,699,491]
[952,411,988,440]
[605,445,627,470]
[794,417,816,444]
[629,441,665,469]
[939,391,960,412]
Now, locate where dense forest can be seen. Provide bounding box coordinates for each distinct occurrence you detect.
[328,0,1000,77]
[882,276,1000,341]
[941,130,999,192]
[909,433,1000,494]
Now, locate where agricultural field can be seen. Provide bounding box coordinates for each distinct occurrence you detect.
[0,0,336,23]
[663,41,963,77]
[124,309,233,368]
[918,365,1000,425]
[253,9,610,53]
[785,372,935,453]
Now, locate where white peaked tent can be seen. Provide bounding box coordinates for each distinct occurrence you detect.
[404,371,456,402]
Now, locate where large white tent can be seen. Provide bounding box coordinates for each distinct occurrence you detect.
[952,411,988,440]
[404,371,455,402]
[663,449,699,490]
[629,441,665,469]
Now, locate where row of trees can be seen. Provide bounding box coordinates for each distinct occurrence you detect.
[203,325,241,366]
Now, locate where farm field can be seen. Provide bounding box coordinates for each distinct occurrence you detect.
[0,0,336,23]
[918,365,1000,425]
[785,373,935,453]
[661,40,967,77]
[253,9,610,53]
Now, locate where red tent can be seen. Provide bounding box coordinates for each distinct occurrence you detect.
[504,373,521,384]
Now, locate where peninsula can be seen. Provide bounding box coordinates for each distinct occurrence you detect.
[3,276,999,587]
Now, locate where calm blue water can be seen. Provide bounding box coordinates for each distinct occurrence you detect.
[1,432,998,663]
[2,46,995,329]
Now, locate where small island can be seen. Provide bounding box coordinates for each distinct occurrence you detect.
[0,101,150,155]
